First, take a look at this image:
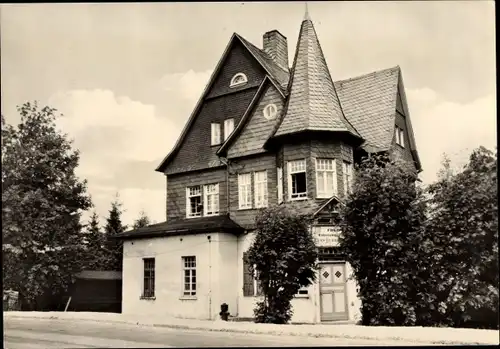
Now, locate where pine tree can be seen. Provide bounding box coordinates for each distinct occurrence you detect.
[84,211,106,270]
[133,210,151,229]
[103,196,127,271]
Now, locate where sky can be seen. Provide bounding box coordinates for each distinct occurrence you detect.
[1,1,496,227]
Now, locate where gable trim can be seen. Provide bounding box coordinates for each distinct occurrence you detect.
[217,76,284,156]
[156,33,288,173]
[396,67,422,172]
[313,195,344,217]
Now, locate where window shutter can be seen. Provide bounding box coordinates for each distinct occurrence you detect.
[243,252,254,297]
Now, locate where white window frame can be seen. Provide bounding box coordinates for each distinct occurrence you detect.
[315,158,337,198]
[224,118,235,141]
[211,123,221,146]
[395,126,405,147]
[277,167,283,204]
[254,170,268,208]
[230,73,248,88]
[186,186,202,218]
[263,103,278,120]
[182,256,196,297]
[203,184,219,216]
[288,159,307,200]
[238,173,252,209]
[343,161,353,195]
[295,286,309,298]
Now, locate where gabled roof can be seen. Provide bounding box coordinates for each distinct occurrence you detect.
[113,215,244,240]
[156,33,292,173]
[334,66,399,152]
[334,66,422,171]
[272,17,361,140]
[217,76,285,157]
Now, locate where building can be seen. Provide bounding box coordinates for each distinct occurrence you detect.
[115,11,421,323]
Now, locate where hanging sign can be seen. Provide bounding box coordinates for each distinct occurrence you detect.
[312,226,341,247]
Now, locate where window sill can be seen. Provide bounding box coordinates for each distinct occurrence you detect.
[294,294,309,299]
[290,196,308,201]
[179,295,197,300]
[316,194,335,199]
[140,296,156,301]
[204,213,220,217]
[186,215,202,219]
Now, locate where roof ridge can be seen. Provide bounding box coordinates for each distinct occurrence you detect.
[335,65,400,85]
[235,33,290,74]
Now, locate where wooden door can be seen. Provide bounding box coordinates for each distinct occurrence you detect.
[319,262,348,321]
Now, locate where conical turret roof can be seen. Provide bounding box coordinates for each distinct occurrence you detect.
[274,15,361,139]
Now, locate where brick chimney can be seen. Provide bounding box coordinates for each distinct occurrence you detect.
[263,30,289,71]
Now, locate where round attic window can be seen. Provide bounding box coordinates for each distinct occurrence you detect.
[263,104,278,120]
[230,73,248,88]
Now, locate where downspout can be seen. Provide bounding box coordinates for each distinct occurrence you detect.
[208,235,212,320]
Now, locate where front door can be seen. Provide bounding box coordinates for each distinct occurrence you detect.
[319,262,348,321]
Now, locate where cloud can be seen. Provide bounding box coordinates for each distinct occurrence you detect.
[47,69,213,227]
[407,89,496,184]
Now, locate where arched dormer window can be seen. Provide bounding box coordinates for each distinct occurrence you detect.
[230,73,248,88]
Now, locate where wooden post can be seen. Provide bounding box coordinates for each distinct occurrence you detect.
[64,296,72,312]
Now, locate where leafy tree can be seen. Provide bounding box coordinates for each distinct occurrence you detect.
[339,154,427,326]
[2,101,92,310]
[83,211,107,270]
[425,146,498,329]
[103,196,127,271]
[246,206,318,324]
[133,210,151,229]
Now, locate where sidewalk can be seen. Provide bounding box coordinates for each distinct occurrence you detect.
[4,311,499,345]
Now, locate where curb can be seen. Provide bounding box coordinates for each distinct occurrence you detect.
[4,313,495,345]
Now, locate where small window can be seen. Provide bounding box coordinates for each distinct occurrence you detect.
[316,159,336,198]
[238,173,252,209]
[182,256,196,296]
[186,186,202,218]
[288,159,307,200]
[211,123,221,146]
[254,170,268,208]
[203,184,219,216]
[296,287,308,296]
[143,258,155,298]
[230,73,248,88]
[395,126,405,147]
[343,161,353,196]
[224,118,235,141]
[263,104,278,120]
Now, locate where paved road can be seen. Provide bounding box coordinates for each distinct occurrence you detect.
[4,317,419,347]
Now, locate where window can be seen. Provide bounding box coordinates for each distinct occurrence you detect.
[343,161,353,195]
[316,159,336,198]
[186,186,202,218]
[211,123,221,146]
[277,167,283,204]
[224,118,235,141]
[296,287,309,297]
[288,159,307,200]
[182,256,196,296]
[230,73,248,88]
[243,252,263,297]
[395,126,405,147]
[263,104,278,120]
[143,258,155,298]
[203,184,219,216]
[238,173,252,209]
[254,171,268,208]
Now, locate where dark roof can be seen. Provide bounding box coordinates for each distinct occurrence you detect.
[75,270,122,280]
[334,66,400,152]
[273,18,361,140]
[155,33,291,173]
[236,34,290,91]
[114,215,244,240]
